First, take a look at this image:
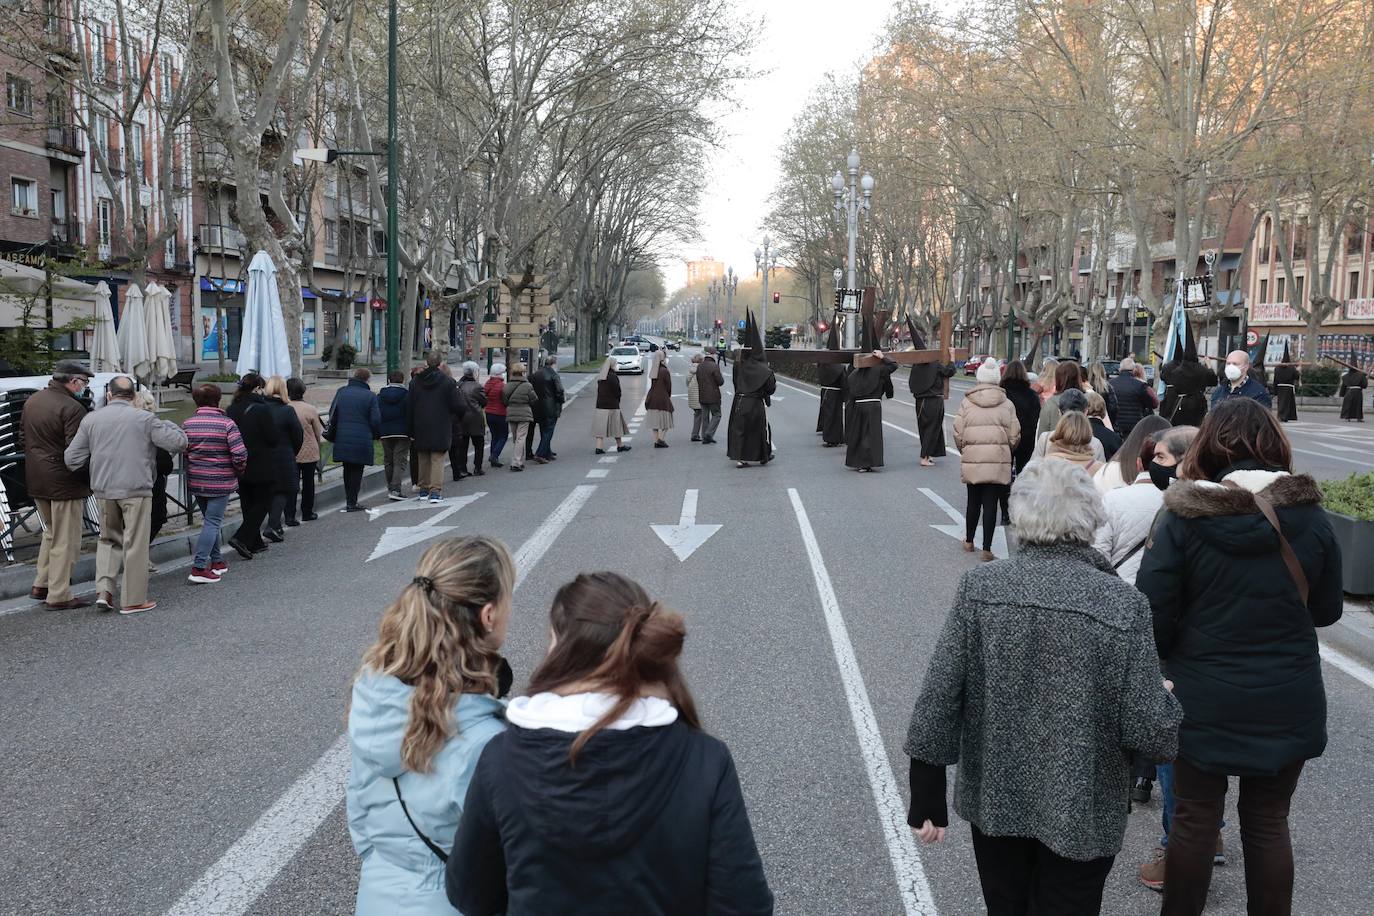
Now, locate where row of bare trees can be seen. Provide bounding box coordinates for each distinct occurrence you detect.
[3,0,750,371]
[768,0,1374,360]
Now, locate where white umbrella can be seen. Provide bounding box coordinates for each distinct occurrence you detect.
[237,250,293,378]
[116,283,149,379]
[140,281,178,384]
[90,281,120,374]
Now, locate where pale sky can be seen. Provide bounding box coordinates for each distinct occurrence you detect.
[669,0,902,291]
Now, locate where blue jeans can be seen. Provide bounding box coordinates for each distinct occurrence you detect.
[194,495,228,568]
[1159,762,1225,847]
[487,414,509,462]
[536,417,558,458]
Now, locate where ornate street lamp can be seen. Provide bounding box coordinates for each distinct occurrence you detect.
[832,148,874,348]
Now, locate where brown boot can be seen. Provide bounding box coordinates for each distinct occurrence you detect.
[980,550,995,562]
[1138,846,1166,892]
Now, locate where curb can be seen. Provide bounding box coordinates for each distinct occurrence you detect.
[0,465,388,603]
[1322,603,1374,670]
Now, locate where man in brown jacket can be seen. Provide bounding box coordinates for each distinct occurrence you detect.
[696,348,725,444]
[21,360,94,609]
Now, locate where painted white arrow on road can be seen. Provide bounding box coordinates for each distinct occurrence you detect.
[917,486,1006,558]
[367,492,486,562]
[651,489,722,561]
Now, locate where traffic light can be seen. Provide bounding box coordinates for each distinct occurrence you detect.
[772,291,780,304]
[715,318,723,329]
[817,320,829,333]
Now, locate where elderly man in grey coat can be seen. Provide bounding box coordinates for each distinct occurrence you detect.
[65,376,187,614]
[904,458,1181,916]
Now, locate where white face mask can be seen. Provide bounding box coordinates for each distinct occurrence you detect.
[1225,364,1244,382]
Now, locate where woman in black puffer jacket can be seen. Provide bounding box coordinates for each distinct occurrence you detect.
[1137,398,1343,916]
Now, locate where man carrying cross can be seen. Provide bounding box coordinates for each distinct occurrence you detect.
[844,316,897,473]
[906,318,956,466]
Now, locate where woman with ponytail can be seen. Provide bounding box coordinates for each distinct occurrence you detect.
[347,537,515,915]
[447,572,774,916]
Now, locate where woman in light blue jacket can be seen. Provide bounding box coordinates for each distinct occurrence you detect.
[347,536,515,915]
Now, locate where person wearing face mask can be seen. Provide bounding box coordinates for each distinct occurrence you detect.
[1210,350,1271,409]
[1093,427,1198,586]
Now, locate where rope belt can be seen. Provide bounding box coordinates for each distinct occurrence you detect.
[1279,384,1296,388]
[855,398,882,403]
[820,386,841,391]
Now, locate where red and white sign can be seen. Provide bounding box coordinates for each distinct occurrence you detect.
[1346,299,1374,320]
[1245,330,1259,346]
[369,296,386,311]
[1250,302,1300,323]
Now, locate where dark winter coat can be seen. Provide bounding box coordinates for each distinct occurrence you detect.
[456,378,488,435]
[1137,470,1343,777]
[1108,373,1156,437]
[447,719,774,916]
[376,384,410,439]
[905,543,1181,862]
[596,372,622,410]
[696,356,725,406]
[1161,360,1217,425]
[265,396,304,495]
[407,367,463,452]
[326,378,381,466]
[999,379,1041,473]
[226,393,282,483]
[532,366,565,420]
[21,380,91,501]
[1209,374,1272,409]
[1090,416,1122,462]
[645,363,673,412]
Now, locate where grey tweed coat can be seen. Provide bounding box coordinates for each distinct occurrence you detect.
[904,542,1182,861]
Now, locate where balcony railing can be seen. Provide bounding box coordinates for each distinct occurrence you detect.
[94,146,124,176]
[198,223,247,252]
[45,125,83,155]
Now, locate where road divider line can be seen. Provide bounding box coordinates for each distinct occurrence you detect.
[163,483,599,916]
[1319,644,1374,690]
[787,488,939,916]
[1291,446,1370,468]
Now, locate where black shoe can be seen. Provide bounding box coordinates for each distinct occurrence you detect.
[474,469,485,476]
[511,465,524,472]
[263,529,285,544]
[284,518,301,528]
[229,538,255,560]
[1131,778,1153,805]
[1000,515,1011,526]
[341,505,366,513]
[617,445,632,452]
[690,436,701,442]
[654,440,669,449]
[490,460,503,468]
[596,448,606,455]
[702,438,715,444]
[251,542,269,553]
[302,512,318,522]
[456,471,470,480]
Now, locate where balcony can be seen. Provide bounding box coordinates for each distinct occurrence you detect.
[94,146,124,177]
[198,223,247,254]
[40,26,78,64]
[131,157,146,184]
[45,125,84,156]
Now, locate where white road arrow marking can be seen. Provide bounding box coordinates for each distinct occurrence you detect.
[651,489,722,561]
[918,487,1006,558]
[366,492,486,562]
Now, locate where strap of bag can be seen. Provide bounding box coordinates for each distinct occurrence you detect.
[392,777,448,862]
[1121,506,1170,568]
[1223,480,1309,607]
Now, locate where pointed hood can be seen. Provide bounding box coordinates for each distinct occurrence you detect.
[1251,334,1270,373]
[744,309,765,360]
[1281,340,1292,364]
[1181,312,1198,361]
[825,323,840,350]
[860,312,878,352]
[906,316,927,351]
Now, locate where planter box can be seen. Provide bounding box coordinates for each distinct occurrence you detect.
[1325,509,1374,596]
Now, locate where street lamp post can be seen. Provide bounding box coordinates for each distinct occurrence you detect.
[832,148,874,349]
[754,237,778,338]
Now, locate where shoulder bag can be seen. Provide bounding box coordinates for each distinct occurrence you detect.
[1223,480,1309,606]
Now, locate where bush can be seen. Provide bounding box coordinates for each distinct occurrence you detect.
[321,342,357,368]
[1322,472,1374,522]
[1297,365,1340,397]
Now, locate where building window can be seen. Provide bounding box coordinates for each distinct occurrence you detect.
[11,177,38,216]
[166,232,177,264]
[1353,271,1363,300]
[98,199,112,244]
[1350,222,1367,256]
[160,53,173,99]
[1293,275,1304,305]
[90,19,107,82]
[6,75,32,115]
[1276,276,1285,303]
[132,122,146,181]
[1259,278,1268,303]
[1291,219,1308,260]
[324,218,337,253]
[1259,218,1270,264]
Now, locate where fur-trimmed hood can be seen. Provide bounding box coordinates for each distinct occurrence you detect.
[1163,470,1325,557]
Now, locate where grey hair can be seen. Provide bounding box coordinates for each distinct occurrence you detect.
[461,361,479,379]
[1009,459,1105,546]
[544,355,557,367]
[1157,426,1199,462]
[133,389,158,413]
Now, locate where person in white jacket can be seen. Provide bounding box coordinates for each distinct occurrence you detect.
[1092,426,1198,584]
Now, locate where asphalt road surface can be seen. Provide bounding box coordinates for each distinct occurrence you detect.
[2,349,1372,916]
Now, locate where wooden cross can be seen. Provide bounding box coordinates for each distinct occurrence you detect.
[852,312,967,370]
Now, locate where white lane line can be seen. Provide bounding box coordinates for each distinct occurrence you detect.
[774,379,960,456]
[787,488,939,916]
[599,456,618,463]
[1291,446,1371,468]
[586,469,609,478]
[163,484,599,916]
[1320,644,1374,690]
[561,375,595,408]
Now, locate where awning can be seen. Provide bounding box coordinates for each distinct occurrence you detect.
[0,258,100,328]
[1218,252,1242,271]
[200,277,245,294]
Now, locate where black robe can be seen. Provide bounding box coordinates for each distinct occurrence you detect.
[817,362,847,444]
[727,357,776,462]
[1273,365,1300,421]
[908,361,955,458]
[1340,370,1367,421]
[844,359,897,469]
[1160,360,1217,426]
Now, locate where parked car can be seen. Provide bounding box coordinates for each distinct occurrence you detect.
[963,355,995,376]
[610,345,644,374]
[666,339,681,351]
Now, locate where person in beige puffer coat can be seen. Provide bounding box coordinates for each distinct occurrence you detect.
[954,358,1021,560]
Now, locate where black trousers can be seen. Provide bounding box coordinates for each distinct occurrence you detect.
[971,827,1115,916]
[233,481,272,549]
[149,473,168,543]
[343,463,364,508]
[451,433,484,476]
[965,483,1005,551]
[290,462,316,519]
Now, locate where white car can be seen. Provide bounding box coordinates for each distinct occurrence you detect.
[610,346,644,374]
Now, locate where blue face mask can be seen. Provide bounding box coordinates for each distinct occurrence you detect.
[1149,461,1177,491]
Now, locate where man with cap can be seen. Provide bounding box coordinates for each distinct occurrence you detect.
[1210,350,1272,409]
[21,359,95,610]
[1108,356,1158,439]
[65,375,187,614]
[697,347,725,444]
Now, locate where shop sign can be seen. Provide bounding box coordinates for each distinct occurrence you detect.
[1250,302,1300,323]
[1345,299,1374,320]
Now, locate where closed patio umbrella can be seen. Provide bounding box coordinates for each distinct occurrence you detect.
[90,281,120,374]
[116,284,149,380]
[140,281,178,384]
[237,250,293,379]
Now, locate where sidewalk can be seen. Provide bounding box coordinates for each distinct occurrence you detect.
[1324,600,1374,671]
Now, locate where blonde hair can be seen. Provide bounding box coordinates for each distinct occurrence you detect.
[1083,390,1107,419]
[1049,411,1094,450]
[133,389,157,413]
[509,362,527,378]
[357,537,516,773]
[264,375,289,400]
